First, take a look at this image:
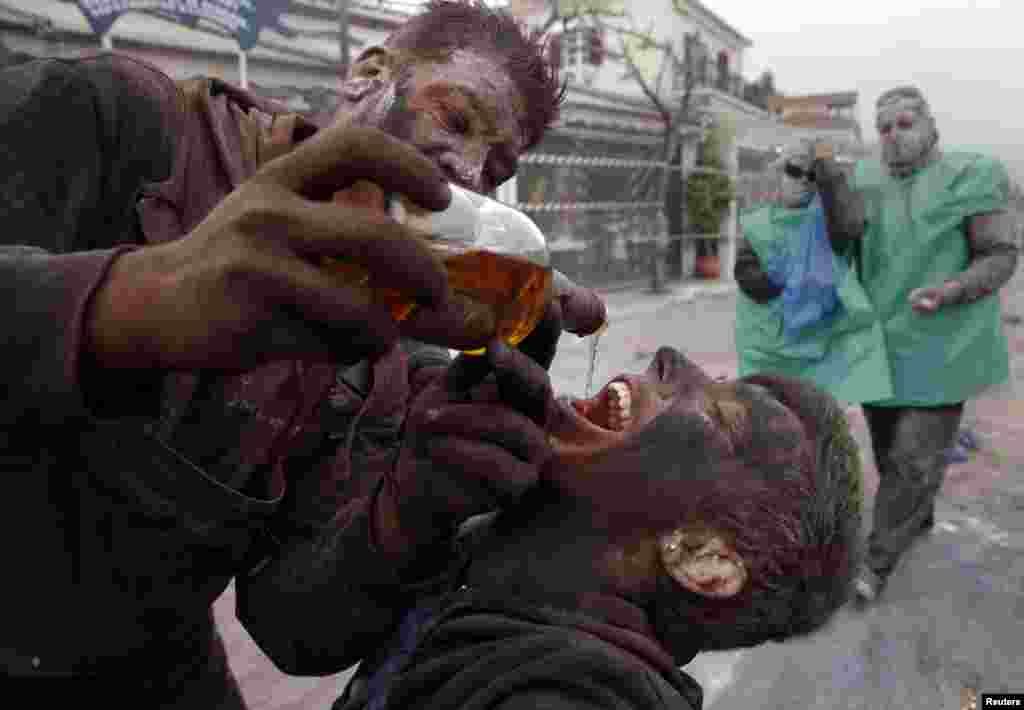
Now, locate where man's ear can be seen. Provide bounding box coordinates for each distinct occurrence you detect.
[658,528,748,599]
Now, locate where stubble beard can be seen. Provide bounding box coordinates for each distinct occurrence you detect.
[883,128,938,178]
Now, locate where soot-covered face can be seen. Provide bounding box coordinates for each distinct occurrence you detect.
[547,347,712,463]
[541,347,817,610]
[547,347,802,472]
[339,46,526,195]
[544,346,814,567]
[876,97,937,175]
[537,353,858,657]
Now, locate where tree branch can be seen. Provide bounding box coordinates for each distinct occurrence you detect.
[609,25,674,54]
[671,0,690,16]
[594,15,670,122]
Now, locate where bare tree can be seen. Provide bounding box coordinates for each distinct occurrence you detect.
[537,0,709,289]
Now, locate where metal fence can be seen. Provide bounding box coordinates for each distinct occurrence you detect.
[509,131,741,288]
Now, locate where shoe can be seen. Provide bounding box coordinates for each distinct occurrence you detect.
[853,566,885,604]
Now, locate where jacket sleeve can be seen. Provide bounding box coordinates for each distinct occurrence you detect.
[938,211,1019,306]
[733,236,783,304]
[945,158,1018,306]
[235,496,457,675]
[0,57,177,427]
[234,354,455,676]
[813,158,866,248]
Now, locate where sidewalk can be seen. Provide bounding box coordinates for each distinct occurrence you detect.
[599,277,738,322]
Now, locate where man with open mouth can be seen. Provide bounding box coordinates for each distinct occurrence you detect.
[244,344,864,710]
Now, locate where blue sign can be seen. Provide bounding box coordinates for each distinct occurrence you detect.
[76,1,295,51]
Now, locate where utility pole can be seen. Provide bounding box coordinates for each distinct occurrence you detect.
[338,0,351,77]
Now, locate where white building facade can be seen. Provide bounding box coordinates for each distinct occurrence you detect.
[0,0,862,287]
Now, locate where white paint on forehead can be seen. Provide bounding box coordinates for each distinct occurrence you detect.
[446,49,518,94]
[433,48,526,145]
[877,97,925,120]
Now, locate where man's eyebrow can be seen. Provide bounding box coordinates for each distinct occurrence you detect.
[354,47,387,64]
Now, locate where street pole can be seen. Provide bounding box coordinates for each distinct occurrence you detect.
[238,49,248,88]
[337,0,351,77]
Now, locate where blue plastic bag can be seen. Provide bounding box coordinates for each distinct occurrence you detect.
[764,194,844,339]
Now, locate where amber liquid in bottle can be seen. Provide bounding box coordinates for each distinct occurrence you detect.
[324,182,552,352]
[383,249,553,349]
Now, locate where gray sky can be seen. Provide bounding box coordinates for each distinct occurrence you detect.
[708,0,1024,178]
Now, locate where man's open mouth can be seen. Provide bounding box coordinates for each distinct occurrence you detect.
[569,379,633,432]
[551,377,640,450]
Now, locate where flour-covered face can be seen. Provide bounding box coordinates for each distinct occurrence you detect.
[876,98,936,173]
[778,152,815,208]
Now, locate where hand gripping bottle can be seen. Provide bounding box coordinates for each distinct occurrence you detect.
[326,182,554,352]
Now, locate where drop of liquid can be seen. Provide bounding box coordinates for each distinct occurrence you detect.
[583,324,607,399]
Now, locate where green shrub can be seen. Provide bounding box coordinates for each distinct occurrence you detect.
[685,124,734,255]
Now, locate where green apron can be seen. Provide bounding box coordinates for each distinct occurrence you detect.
[736,204,893,404]
[852,152,1010,406]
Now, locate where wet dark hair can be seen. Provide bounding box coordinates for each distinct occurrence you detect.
[648,375,864,657]
[385,0,564,151]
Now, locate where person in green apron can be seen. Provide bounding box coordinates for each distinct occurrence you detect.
[735,139,892,406]
[737,88,1019,604]
[848,86,1018,602]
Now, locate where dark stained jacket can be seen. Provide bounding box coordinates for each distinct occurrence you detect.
[0,54,446,705]
[241,496,703,710]
[323,527,704,710]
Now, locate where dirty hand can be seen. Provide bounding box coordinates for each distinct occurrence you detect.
[86,119,452,372]
[909,281,963,314]
[373,339,556,568]
[554,271,608,339]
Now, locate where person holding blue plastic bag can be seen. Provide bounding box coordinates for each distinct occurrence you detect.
[734,139,892,406]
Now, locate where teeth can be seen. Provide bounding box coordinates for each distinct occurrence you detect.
[606,382,632,431]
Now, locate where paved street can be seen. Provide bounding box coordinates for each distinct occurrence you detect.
[215,275,1024,709]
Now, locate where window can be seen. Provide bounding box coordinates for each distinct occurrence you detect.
[716,50,730,91]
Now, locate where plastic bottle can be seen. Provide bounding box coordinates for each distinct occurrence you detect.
[325,182,553,351]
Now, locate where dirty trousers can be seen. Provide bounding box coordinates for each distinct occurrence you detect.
[862,403,964,577]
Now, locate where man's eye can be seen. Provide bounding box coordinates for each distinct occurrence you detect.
[443,111,470,135]
[878,124,892,135]
[896,119,914,130]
